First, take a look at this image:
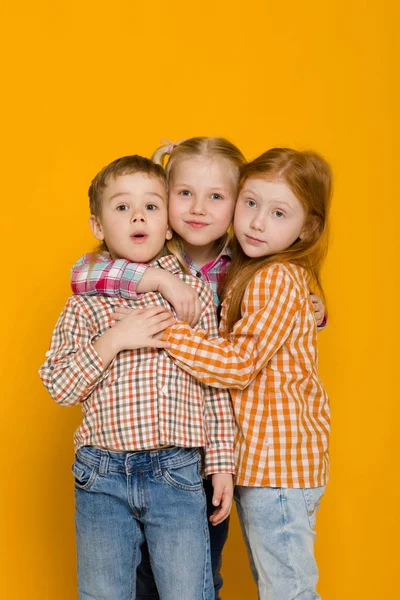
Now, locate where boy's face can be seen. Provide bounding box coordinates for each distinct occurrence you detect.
[90,173,172,263]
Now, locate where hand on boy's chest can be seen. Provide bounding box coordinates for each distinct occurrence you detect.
[85,271,204,333]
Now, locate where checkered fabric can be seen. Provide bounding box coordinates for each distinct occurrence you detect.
[183,252,231,307]
[70,251,231,308]
[71,253,148,297]
[163,263,330,488]
[40,255,236,476]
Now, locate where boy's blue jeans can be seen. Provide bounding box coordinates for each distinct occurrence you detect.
[234,485,326,600]
[73,445,214,600]
[136,478,230,600]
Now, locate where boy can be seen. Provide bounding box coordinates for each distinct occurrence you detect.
[39,155,235,600]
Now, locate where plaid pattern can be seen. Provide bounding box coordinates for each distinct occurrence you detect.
[71,253,148,298]
[70,251,231,307]
[164,263,330,488]
[184,252,231,307]
[70,252,329,331]
[40,255,236,476]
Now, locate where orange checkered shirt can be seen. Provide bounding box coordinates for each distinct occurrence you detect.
[164,262,330,488]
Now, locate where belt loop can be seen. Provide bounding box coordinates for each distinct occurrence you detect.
[150,452,162,477]
[98,450,109,476]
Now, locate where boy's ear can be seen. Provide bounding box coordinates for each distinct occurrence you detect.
[165,225,173,241]
[89,215,105,241]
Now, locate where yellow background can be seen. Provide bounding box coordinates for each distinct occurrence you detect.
[1,1,398,598]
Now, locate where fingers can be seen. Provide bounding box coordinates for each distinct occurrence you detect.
[113,306,132,315]
[112,306,173,322]
[149,310,175,326]
[212,488,222,508]
[180,298,202,327]
[148,315,176,336]
[148,338,171,349]
[209,491,232,526]
[174,303,186,324]
[112,307,132,321]
[188,299,202,327]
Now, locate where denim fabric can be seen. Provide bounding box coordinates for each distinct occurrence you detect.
[73,446,214,600]
[234,485,325,600]
[136,478,230,600]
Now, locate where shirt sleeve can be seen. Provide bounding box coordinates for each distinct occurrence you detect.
[194,285,236,475]
[39,298,113,406]
[164,264,300,390]
[70,253,148,299]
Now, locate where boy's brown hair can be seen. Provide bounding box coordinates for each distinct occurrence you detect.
[89,155,167,217]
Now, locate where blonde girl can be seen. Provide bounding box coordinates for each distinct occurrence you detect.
[71,137,246,600]
[160,148,332,600]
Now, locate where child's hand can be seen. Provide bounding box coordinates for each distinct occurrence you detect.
[137,268,202,326]
[110,306,175,350]
[157,273,202,327]
[209,473,234,526]
[310,293,325,326]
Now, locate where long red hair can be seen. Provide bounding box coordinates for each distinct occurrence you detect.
[223,148,332,332]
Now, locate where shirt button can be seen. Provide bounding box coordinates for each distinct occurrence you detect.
[196,271,202,278]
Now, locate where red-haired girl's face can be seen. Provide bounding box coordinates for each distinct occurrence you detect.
[234,177,307,258]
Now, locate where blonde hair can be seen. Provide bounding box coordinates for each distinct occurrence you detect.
[152,137,246,271]
[224,147,332,332]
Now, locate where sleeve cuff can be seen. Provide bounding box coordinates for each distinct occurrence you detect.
[204,446,236,476]
[120,263,149,298]
[162,323,190,343]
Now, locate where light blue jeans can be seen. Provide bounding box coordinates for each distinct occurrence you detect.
[136,478,229,600]
[73,446,213,600]
[234,485,325,600]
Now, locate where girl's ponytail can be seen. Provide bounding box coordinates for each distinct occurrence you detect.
[152,139,186,168]
[152,144,170,167]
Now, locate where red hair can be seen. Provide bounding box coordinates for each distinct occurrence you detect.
[223,148,332,332]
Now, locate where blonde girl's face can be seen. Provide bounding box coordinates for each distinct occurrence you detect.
[234,177,308,259]
[168,156,238,257]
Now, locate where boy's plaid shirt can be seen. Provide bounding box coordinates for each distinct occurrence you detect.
[163,263,330,489]
[40,255,236,476]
